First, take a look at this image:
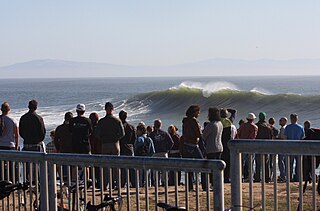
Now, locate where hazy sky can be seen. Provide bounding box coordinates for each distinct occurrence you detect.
[1,0,319,67]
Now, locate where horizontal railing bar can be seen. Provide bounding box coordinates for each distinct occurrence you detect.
[229,140,320,155]
[45,154,226,172]
[0,150,225,172]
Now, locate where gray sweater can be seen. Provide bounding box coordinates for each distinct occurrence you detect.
[202,121,223,154]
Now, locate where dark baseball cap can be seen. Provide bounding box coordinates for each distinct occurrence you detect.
[105,102,114,110]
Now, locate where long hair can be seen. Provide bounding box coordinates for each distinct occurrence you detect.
[185,105,200,118]
[208,107,221,122]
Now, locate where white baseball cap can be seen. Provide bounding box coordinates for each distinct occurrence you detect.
[76,104,85,112]
[247,113,256,120]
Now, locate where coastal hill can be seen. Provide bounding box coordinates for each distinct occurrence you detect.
[0,58,319,78]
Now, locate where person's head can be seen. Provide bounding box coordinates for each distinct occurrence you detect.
[220,108,229,118]
[64,112,73,123]
[137,123,147,136]
[28,99,38,111]
[1,102,10,114]
[146,125,153,136]
[168,124,178,136]
[105,102,114,115]
[268,117,276,126]
[238,119,246,127]
[279,117,288,127]
[290,113,298,124]
[304,120,311,131]
[50,130,55,140]
[119,110,127,122]
[154,119,162,130]
[186,105,200,118]
[246,113,256,123]
[76,104,85,116]
[89,112,99,125]
[259,112,266,121]
[208,107,221,122]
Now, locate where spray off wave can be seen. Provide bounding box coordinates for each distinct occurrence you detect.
[125,81,320,124]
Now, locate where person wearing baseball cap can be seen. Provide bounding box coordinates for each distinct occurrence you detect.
[96,102,124,189]
[69,103,92,154]
[237,113,258,182]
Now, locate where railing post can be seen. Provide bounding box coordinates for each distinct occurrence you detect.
[48,161,57,211]
[230,146,242,211]
[213,164,225,211]
[39,154,49,211]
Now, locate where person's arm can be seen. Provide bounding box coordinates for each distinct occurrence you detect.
[53,127,60,153]
[202,123,212,143]
[14,127,19,150]
[166,132,174,151]
[117,121,125,140]
[194,119,202,139]
[227,108,237,123]
[39,117,46,141]
[19,118,25,140]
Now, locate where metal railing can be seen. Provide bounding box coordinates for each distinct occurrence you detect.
[0,150,226,211]
[229,139,320,211]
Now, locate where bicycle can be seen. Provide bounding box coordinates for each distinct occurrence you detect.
[0,180,29,200]
[225,204,262,211]
[86,194,123,211]
[157,202,187,211]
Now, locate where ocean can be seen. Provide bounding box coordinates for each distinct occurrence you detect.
[0,76,319,144]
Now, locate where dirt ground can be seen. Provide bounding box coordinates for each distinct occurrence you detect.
[1,182,320,210]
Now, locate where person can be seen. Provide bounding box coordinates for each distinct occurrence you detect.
[254,112,273,183]
[0,102,19,151]
[54,112,73,153]
[119,110,136,188]
[89,112,101,187]
[96,102,124,155]
[20,100,46,152]
[149,119,174,186]
[54,112,73,180]
[146,126,153,137]
[236,119,246,139]
[181,105,204,191]
[69,104,92,154]
[19,100,46,182]
[302,121,320,185]
[46,130,56,153]
[237,113,258,181]
[134,123,155,187]
[95,102,124,189]
[89,112,101,154]
[268,117,279,181]
[277,117,288,182]
[284,113,304,182]
[304,120,311,138]
[220,108,237,183]
[0,102,19,181]
[167,125,182,186]
[149,119,174,158]
[202,107,223,190]
[69,104,92,181]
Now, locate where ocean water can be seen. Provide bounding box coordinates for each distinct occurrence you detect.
[0,76,319,144]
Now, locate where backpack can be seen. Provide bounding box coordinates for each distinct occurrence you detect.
[0,115,4,137]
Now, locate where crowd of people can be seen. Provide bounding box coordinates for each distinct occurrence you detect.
[0,99,316,191]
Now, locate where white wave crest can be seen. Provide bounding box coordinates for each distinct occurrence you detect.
[250,87,273,95]
[169,81,239,98]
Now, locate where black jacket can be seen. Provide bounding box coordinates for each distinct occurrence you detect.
[19,110,46,144]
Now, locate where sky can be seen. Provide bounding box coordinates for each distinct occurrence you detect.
[0,0,319,69]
